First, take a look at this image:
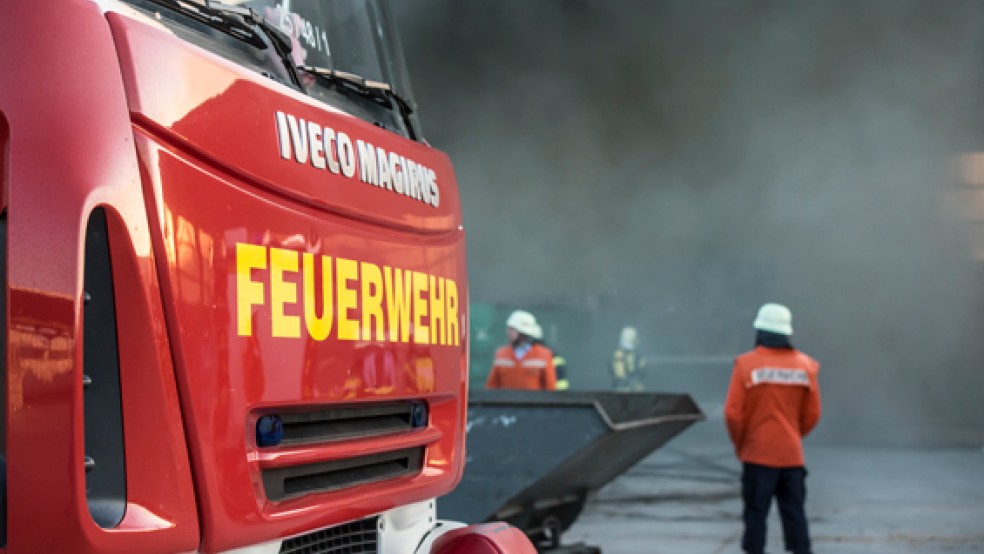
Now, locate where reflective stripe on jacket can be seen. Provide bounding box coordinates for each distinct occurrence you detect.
[485,344,557,390]
[611,348,645,379]
[724,346,821,467]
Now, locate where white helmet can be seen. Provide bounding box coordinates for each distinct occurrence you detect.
[506,310,540,338]
[619,326,638,349]
[753,303,793,336]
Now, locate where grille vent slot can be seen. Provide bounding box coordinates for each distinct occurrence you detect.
[278,403,415,446]
[279,516,379,554]
[263,447,424,502]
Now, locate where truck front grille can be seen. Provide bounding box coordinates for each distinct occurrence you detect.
[279,402,416,446]
[262,447,424,502]
[280,516,378,554]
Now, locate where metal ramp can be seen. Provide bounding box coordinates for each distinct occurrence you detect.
[438,390,705,550]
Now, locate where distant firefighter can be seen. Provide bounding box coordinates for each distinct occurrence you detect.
[611,326,646,391]
[530,322,569,390]
[485,310,557,391]
[725,303,821,554]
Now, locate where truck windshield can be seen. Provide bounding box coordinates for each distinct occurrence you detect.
[121,0,420,138]
[257,2,410,91]
[235,1,418,131]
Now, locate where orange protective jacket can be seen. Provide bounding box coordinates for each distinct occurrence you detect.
[485,344,557,390]
[724,346,821,467]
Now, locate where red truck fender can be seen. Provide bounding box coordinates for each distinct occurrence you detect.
[426,522,537,554]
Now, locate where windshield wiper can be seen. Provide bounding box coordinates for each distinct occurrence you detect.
[299,66,416,119]
[142,0,301,87]
[203,1,294,59]
[142,0,266,49]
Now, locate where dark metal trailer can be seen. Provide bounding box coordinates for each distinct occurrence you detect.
[439,390,705,551]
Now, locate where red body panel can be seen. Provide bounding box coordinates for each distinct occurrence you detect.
[1,1,469,552]
[0,1,199,552]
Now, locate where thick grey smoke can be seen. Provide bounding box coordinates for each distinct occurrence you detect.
[395,1,984,446]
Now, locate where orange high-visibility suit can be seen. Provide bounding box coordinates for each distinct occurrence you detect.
[485,344,557,390]
[724,346,821,467]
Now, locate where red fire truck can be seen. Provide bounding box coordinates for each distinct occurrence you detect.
[0,1,533,552]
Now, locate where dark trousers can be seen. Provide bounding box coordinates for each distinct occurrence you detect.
[741,463,812,554]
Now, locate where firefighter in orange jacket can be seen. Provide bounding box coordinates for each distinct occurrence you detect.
[485,310,557,391]
[725,303,821,554]
[530,322,570,390]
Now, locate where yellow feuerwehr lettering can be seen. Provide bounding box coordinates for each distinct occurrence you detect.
[412,271,430,345]
[361,262,385,341]
[429,276,446,346]
[446,278,459,346]
[383,266,412,343]
[234,241,461,346]
[270,247,300,338]
[303,253,334,341]
[336,257,359,341]
[236,243,267,336]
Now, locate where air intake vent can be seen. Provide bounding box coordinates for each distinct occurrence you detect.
[263,447,424,502]
[280,516,378,554]
[277,402,421,446]
[82,208,126,528]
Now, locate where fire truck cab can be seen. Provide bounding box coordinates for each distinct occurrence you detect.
[0,1,532,552]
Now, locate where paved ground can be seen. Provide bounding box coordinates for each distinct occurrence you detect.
[564,422,984,553]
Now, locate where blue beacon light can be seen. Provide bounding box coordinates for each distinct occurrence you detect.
[256,414,284,447]
[411,402,429,429]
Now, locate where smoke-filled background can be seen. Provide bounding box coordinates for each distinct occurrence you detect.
[394,1,984,446]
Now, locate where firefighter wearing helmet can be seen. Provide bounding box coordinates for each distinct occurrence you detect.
[485,310,558,390]
[725,303,821,554]
[530,322,570,390]
[611,326,646,391]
